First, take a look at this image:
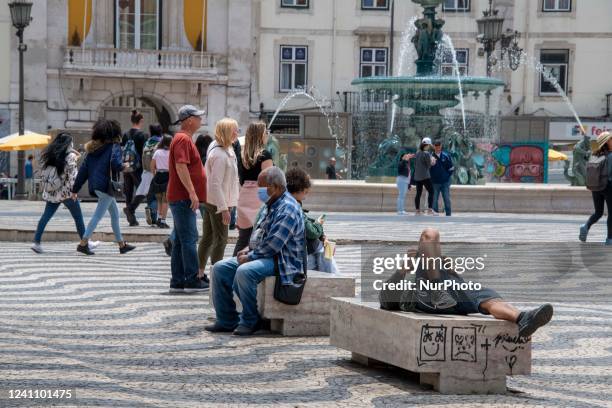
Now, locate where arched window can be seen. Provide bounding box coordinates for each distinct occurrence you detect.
[115,0,160,50]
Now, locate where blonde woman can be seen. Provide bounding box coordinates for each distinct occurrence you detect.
[199,118,240,277]
[233,122,274,256]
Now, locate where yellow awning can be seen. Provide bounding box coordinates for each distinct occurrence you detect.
[0,131,51,151]
[548,149,568,162]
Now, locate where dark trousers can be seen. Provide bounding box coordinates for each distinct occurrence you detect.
[415,179,434,210]
[123,171,141,206]
[232,227,253,257]
[586,186,612,239]
[34,199,85,243]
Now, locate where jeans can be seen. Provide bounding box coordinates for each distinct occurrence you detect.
[84,190,123,242]
[212,257,275,328]
[396,176,410,213]
[432,180,452,216]
[585,186,612,239]
[198,202,229,271]
[230,206,237,226]
[34,199,85,243]
[414,179,434,210]
[169,200,199,287]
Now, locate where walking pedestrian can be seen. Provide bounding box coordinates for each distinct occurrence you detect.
[431,141,454,216]
[396,153,414,215]
[198,118,240,279]
[25,154,34,198]
[31,133,97,253]
[413,137,436,215]
[150,134,172,229]
[126,124,163,226]
[579,131,612,245]
[122,110,147,226]
[168,105,208,292]
[233,122,273,256]
[326,157,342,180]
[71,119,135,255]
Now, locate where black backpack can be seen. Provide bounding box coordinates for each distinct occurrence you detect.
[586,155,609,192]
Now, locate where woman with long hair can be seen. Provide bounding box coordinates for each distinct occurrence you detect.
[150,134,172,228]
[233,121,273,256]
[31,133,95,253]
[71,119,135,255]
[122,109,147,226]
[198,118,240,279]
[579,131,612,245]
[195,134,213,165]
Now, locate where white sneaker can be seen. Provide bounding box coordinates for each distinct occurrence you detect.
[89,241,100,250]
[397,211,408,216]
[31,243,44,254]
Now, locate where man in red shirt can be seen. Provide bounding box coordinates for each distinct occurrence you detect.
[168,105,208,293]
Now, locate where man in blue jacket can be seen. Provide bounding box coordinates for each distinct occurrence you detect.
[431,141,454,216]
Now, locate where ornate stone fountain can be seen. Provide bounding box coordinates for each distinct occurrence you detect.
[352,0,505,182]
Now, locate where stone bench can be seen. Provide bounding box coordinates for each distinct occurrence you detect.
[330,298,531,394]
[209,270,355,336]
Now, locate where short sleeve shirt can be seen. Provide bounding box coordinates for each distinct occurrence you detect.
[152,149,170,171]
[167,132,206,203]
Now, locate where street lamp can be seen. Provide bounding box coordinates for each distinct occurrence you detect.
[8,0,33,200]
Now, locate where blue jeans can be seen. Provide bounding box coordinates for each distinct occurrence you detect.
[396,176,410,213]
[34,199,85,243]
[212,257,275,329]
[169,200,199,288]
[432,181,452,216]
[230,206,236,226]
[167,205,205,244]
[84,190,123,242]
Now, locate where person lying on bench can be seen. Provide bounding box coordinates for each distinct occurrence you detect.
[206,167,305,336]
[379,228,553,339]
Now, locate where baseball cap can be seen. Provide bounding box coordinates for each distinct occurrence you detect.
[173,105,206,125]
[422,137,432,145]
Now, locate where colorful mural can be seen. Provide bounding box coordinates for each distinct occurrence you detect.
[482,142,549,184]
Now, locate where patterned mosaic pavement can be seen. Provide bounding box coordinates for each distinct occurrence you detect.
[0,242,610,407]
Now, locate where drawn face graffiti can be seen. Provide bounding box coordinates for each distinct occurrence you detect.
[508,146,544,183]
[420,324,446,362]
[451,327,477,362]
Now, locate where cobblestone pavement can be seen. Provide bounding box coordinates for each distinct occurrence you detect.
[0,201,609,243]
[0,242,610,407]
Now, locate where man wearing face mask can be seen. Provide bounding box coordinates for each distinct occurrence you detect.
[206,167,305,336]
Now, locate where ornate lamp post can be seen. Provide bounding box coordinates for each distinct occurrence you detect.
[476,0,522,76]
[8,0,33,200]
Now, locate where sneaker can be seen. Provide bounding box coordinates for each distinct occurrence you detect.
[397,211,408,216]
[431,211,440,217]
[31,243,43,254]
[517,304,554,338]
[579,224,588,242]
[184,279,209,293]
[233,319,268,336]
[88,241,100,250]
[156,220,170,229]
[77,244,95,256]
[426,209,435,215]
[169,285,184,294]
[201,273,210,285]
[119,243,136,254]
[229,224,236,231]
[163,239,172,257]
[145,207,153,226]
[205,323,237,333]
[415,210,422,216]
[430,290,457,310]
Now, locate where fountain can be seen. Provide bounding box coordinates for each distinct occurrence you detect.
[351,0,504,182]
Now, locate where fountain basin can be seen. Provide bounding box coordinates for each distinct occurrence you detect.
[351,76,505,114]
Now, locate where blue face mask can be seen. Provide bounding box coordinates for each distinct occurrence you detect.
[257,187,270,203]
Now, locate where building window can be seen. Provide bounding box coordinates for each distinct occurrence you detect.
[361,0,389,10]
[539,49,569,95]
[543,0,571,12]
[116,0,160,50]
[442,0,470,11]
[280,46,308,92]
[360,48,388,78]
[440,48,469,76]
[281,0,309,8]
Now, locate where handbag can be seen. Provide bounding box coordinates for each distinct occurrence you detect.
[108,146,124,199]
[273,254,307,306]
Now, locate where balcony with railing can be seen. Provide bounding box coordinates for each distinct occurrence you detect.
[63,47,225,79]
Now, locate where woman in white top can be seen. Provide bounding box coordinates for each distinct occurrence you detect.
[150,134,172,229]
[199,118,240,275]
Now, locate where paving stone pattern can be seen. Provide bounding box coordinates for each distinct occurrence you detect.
[0,243,611,407]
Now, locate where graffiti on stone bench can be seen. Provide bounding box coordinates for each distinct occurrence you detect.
[451,327,477,362]
[419,324,447,363]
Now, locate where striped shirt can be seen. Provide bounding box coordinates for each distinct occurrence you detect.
[248,191,305,285]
